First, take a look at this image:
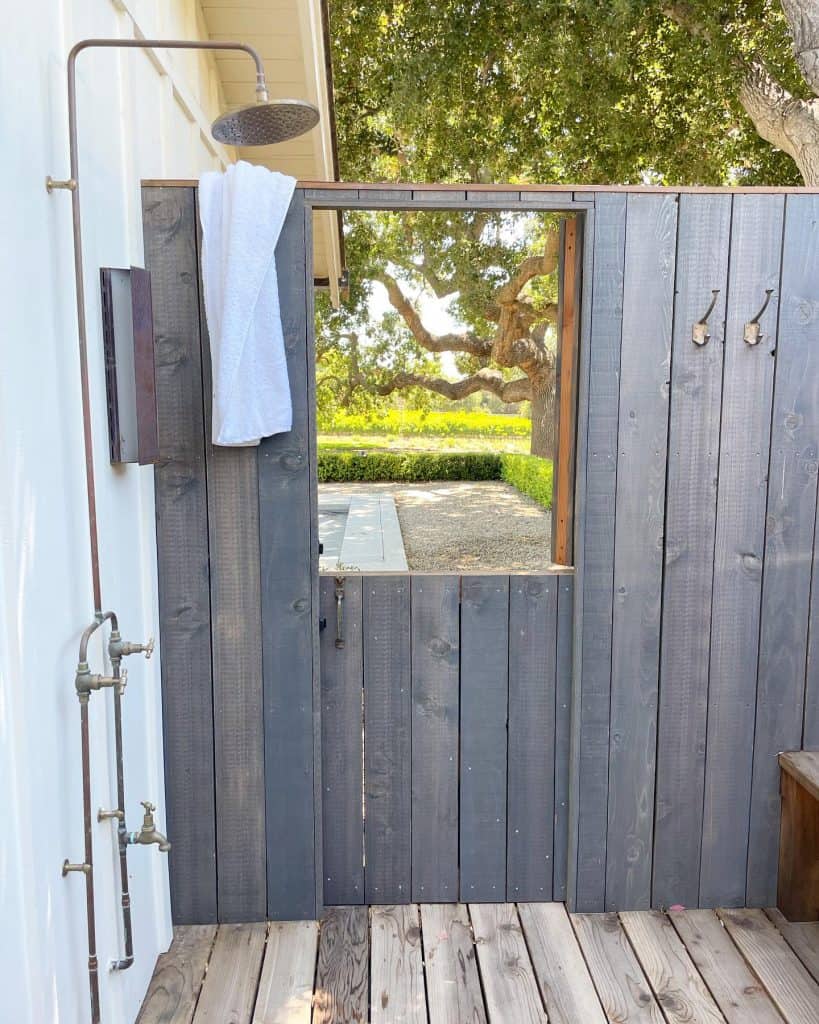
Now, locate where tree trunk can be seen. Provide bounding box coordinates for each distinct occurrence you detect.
[530,383,556,459]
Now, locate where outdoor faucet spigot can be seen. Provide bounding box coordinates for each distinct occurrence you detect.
[109,631,154,661]
[127,800,171,854]
[75,662,122,696]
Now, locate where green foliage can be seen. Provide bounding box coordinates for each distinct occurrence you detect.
[500,455,554,510]
[329,0,801,187]
[318,450,503,482]
[317,408,531,437]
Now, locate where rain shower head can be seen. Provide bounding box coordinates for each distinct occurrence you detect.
[211,97,320,147]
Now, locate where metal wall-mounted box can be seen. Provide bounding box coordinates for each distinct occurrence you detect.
[100,267,159,464]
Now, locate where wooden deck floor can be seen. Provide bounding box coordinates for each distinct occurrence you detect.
[136,903,819,1023]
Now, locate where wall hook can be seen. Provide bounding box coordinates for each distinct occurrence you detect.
[692,289,720,346]
[744,289,774,346]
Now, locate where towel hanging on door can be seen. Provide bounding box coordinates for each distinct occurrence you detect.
[198,161,296,446]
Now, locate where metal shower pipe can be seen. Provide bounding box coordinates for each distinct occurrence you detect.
[49,38,270,1024]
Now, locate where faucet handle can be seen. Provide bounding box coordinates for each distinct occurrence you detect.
[142,637,155,660]
[116,668,128,696]
[140,800,156,817]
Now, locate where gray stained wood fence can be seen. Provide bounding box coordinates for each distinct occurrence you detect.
[143,184,819,923]
[320,572,575,906]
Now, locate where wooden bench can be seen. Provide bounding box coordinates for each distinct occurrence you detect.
[778,751,819,921]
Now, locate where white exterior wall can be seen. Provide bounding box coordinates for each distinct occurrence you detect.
[0,3,232,1021]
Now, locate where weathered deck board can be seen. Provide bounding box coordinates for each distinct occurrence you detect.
[136,926,217,1024]
[314,907,369,1024]
[766,908,819,985]
[519,902,606,1023]
[253,921,318,1024]
[718,908,819,1024]
[572,913,664,1023]
[191,923,266,1024]
[470,903,547,1023]
[620,910,724,1024]
[421,903,486,1024]
[370,905,426,1023]
[670,910,784,1023]
[140,906,819,1024]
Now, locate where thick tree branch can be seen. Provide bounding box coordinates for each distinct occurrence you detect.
[378,368,533,403]
[781,0,819,96]
[740,62,819,183]
[375,271,494,356]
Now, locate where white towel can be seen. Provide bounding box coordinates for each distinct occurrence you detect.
[198,161,296,446]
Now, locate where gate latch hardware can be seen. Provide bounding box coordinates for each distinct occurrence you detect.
[334,577,345,650]
[744,289,774,346]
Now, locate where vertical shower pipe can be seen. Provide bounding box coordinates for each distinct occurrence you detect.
[49,39,270,1023]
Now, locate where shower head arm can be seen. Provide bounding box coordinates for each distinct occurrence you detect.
[48,38,269,620]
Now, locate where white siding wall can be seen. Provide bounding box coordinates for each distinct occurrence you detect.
[0,2,232,1021]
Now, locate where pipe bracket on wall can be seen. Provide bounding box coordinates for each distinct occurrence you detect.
[744,289,774,345]
[692,289,720,346]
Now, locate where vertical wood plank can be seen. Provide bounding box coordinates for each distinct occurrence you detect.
[652,193,732,909]
[554,574,574,901]
[699,194,785,908]
[411,575,460,902]
[553,217,581,565]
[320,575,364,905]
[507,576,557,901]
[197,217,265,923]
[259,192,319,920]
[749,194,819,907]
[142,185,216,924]
[575,193,627,911]
[606,192,678,910]
[364,576,412,905]
[460,576,510,902]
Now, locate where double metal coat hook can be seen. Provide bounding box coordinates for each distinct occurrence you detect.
[744,289,774,345]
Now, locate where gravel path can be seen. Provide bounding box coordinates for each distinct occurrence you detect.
[319,481,554,571]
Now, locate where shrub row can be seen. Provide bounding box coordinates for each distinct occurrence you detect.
[500,453,554,510]
[318,451,502,483]
[318,449,553,510]
[318,408,530,438]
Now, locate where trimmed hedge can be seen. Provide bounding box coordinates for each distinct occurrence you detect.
[318,449,554,510]
[318,450,502,483]
[500,454,554,510]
